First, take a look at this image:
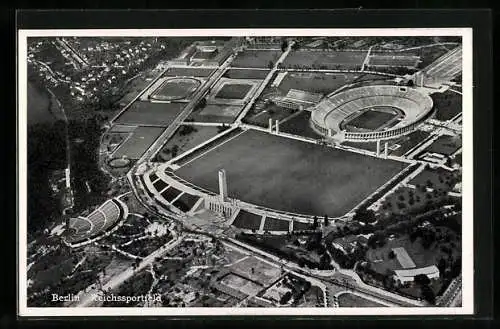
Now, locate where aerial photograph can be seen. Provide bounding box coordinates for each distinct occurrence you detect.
[23,34,464,311]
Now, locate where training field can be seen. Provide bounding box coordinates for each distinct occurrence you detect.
[368,55,419,67]
[337,293,386,307]
[175,129,407,217]
[424,135,461,156]
[189,104,243,123]
[163,67,215,77]
[276,72,368,95]
[223,68,270,80]
[150,78,201,100]
[283,50,367,70]
[345,109,398,131]
[112,126,164,159]
[231,50,281,68]
[114,101,185,126]
[215,83,253,100]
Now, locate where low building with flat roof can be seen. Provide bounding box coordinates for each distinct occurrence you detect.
[393,265,440,284]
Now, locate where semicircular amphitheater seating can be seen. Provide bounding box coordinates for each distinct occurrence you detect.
[66,199,123,243]
[311,85,433,141]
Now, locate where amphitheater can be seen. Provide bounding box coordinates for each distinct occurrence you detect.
[64,198,128,246]
[311,85,433,142]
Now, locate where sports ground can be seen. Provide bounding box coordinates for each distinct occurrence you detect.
[283,50,367,70]
[114,101,186,126]
[344,108,399,131]
[112,126,165,159]
[231,50,282,68]
[150,77,201,101]
[175,129,407,217]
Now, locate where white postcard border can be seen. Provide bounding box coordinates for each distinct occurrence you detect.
[18,27,473,317]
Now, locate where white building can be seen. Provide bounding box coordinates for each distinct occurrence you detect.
[393,265,440,284]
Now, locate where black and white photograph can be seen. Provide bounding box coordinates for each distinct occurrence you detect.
[17,28,473,316]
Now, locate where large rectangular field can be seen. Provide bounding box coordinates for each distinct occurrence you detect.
[231,50,281,68]
[163,67,215,77]
[175,129,407,217]
[223,68,270,80]
[112,126,164,159]
[188,104,243,123]
[424,135,461,156]
[276,72,365,95]
[215,83,253,100]
[368,55,419,67]
[283,50,367,70]
[114,101,186,126]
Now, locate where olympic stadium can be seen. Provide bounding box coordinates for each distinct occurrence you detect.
[310,85,434,142]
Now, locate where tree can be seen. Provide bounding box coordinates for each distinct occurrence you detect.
[268,60,274,69]
[281,39,289,52]
[421,285,436,304]
[388,250,396,259]
[324,214,329,227]
[414,274,431,286]
[312,216,318,230]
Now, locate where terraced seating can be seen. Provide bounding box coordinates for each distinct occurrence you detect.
[311,85,433,140]
[65,199,123,244]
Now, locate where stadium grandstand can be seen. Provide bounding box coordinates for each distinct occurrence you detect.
[311,85,433,142]
[274,89,323,110]
[64,198,128,246]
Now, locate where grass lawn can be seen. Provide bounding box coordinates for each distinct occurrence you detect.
[155,125,220,162]
[279,111,323,139]
[408,167,457,190]
[223,69,270,80]
[424,135,461,156]
[231,50,281,68]
[431,91,462,121]
[283,50,367,70]
[151,78,200,100]
[112,126,164,159]
[231,209,263,230]
[114,101,185,126]
[175,129,407,217]
[276,72,363,95]
[188,104,243,123]
[243,104,296,127]
[337,293,386,307]
[215,83,253,100]
[389,130,431,156]
[163,67,215,77]
[345,109,398,131]
[368,55,419,67]
[263,217,290,231]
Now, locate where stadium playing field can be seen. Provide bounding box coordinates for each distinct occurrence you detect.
[114,101,185,126]
[283,50,367,70]
[344,108,399,131]
[175,129,407,217]
[215,83,253,100]
[112,126,164,159]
